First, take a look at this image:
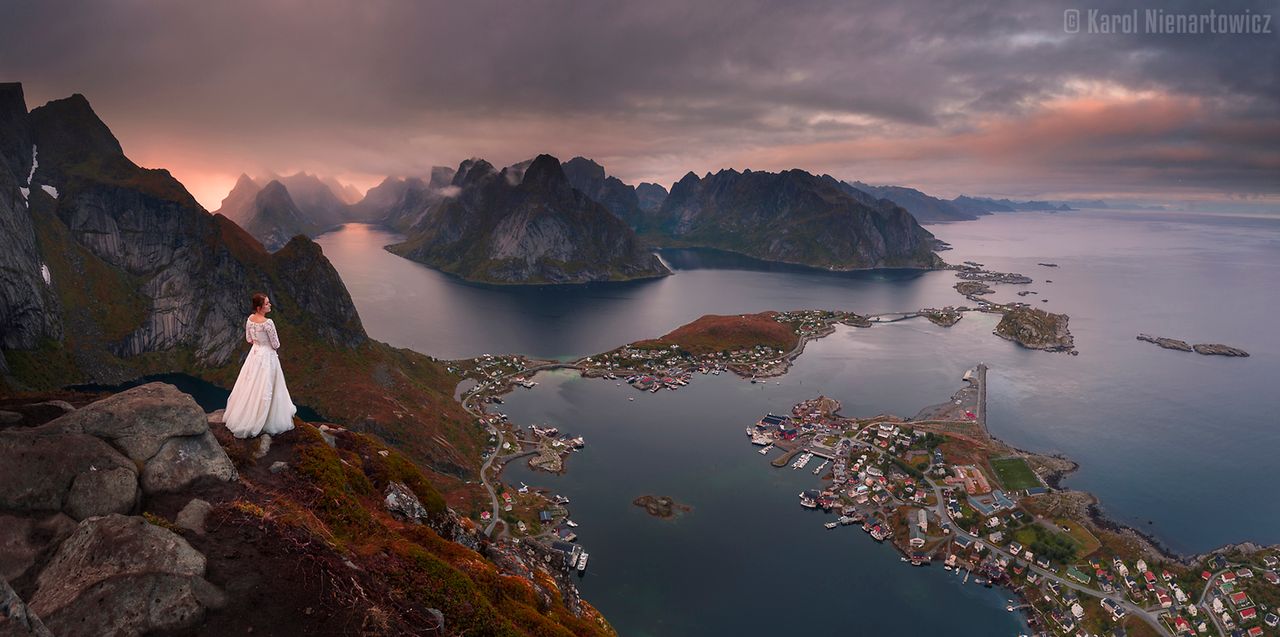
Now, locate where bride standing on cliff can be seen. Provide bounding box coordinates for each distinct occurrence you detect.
[224,292,296,438]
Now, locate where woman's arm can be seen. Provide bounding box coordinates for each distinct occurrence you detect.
[266,320,281,349]
[245,320,253,344]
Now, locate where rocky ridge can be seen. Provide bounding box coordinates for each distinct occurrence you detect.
[0,383,614,637]
[386,154,670,284]
[647,168,943,270]
[0,85,366,383]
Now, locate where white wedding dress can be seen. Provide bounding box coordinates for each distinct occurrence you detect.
[224,317,297,438]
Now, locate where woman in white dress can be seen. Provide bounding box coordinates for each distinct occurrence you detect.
[224,293,297,438]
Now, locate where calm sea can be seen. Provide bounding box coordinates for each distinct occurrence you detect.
[317,209,1280,635]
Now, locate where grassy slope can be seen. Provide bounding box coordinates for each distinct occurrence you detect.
[183,420,615,636]
[630,312,800,356]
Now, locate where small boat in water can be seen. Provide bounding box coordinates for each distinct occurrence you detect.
[566,520,579,527]
[577,552,589,572]
[824,521,838,529]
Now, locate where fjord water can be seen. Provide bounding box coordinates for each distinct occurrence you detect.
[317,210,1280,634]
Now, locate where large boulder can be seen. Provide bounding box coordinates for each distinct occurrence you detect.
[28,514,223,636]
[140,431,237,494]
[38,383,236,495]
[41,383,206,462]
[0,514,76,582]
[0,430,138,520]
[0,575,53,637]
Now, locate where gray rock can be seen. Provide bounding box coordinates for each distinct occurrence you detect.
[0,411,22,425]
[140,430,237,494]
[175,499,212,536]
[41,383,206,462]
[317,426,337,448]
[29,514,218,636]
[1192,343,1250,357]
[0,429,137,519]
[65,466,139,520]
[384,482,428,524]
[0,575,53,637]
[0,514,76,582]
[253,433,272,459]
[268,461,288,474]
[0,85,63,355]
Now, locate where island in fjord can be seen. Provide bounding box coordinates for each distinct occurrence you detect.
[462,309,1278,637]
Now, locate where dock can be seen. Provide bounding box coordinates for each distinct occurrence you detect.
[772,448,801,468]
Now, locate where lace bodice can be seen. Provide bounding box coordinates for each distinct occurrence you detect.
[245,317,280,349]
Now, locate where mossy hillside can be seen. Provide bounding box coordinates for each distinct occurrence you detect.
[631,311,801,356]
[274,423,615,637]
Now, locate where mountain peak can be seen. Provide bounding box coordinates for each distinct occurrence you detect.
[562,156,606,181]
[28,92,125,176]
[257,179,290,200]
[453,158,497,187]
[520,154,570,192]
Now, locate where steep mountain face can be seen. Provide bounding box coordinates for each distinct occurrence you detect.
[321,175,362,204]
[0,83,62,370]
[217,172,364,239]
[635,182,668,213]
[211,173,261,225]
[237,180,320,252]
[560,157,645,228]
[846,181,983,222]
[650,169,943,270]
[0,87,365,385]
[274,171,352,227]
[0,85,616,637]
[387,154,670,284]
[352,166,455,231]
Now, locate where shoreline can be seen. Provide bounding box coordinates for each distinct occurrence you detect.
[466,311,1276,636]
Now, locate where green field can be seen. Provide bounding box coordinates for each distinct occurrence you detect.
[990,456,1042,491]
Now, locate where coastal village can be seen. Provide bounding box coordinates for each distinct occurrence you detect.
[738,365,1280,637]
[451,270,1272,637]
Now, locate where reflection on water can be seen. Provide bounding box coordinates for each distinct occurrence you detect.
[318,211,1280,551]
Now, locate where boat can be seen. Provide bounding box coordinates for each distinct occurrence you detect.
[824,521,838,529]
[759,444,774,455]
[813,460,828,475]
[628,397,634,401]
[566,520,579,527]
[577,552,589,572]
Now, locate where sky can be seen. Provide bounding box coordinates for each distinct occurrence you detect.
[1,0,1277,211]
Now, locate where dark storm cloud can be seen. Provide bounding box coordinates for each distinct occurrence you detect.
[0,0,1275,206]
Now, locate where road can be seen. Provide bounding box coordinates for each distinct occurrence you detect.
[459,359,582,538]
[480,428,504,536]
[838,395,1173,636]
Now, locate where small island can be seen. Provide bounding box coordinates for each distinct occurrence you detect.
[922,307,962,327]
[954,281,994,297]
[1137,334,1249,357]
[994,307,1075,353]
[633,495,692,519]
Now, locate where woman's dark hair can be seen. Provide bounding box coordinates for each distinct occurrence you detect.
[251,292,269,312]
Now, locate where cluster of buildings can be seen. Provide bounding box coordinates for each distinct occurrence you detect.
[740,369,1280,637]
